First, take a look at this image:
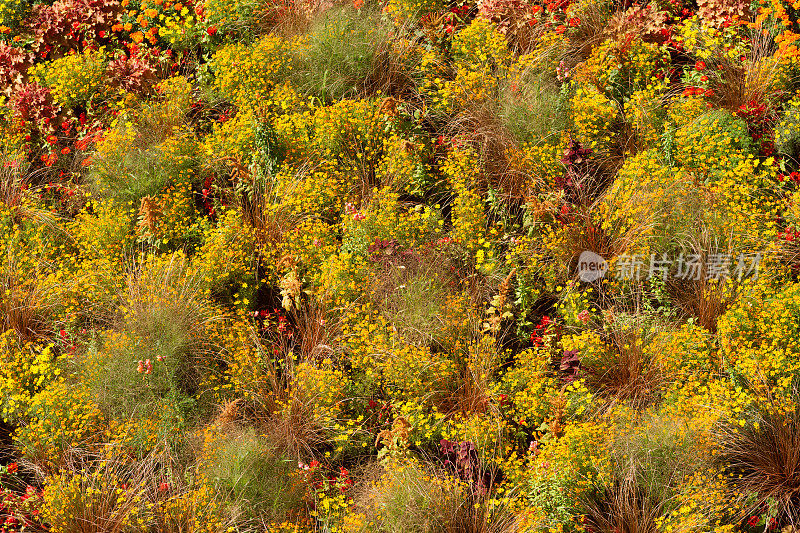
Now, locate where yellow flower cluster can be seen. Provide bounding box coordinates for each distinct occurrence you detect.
[210,34,298,113]
[30,48,108,108]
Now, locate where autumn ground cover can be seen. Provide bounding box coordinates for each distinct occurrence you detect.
[3,0,800,530]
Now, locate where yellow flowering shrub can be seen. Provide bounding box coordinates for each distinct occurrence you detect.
[136,180,205,251]
[775,90,800,158]
[0,0,27,32]
[575,35,669,102]
[341,186,443,258]
[718,281,800,407]
[210,34,298,113]
[598,148,695,255]
[497,346,558,436]
[528,421,612,529]
[43,468,150,533]
[344,313,457,403]
[70,199,135,261]
[675,14,749,61]
[0,331,63,424]
[155,482,229,533]
[30,48,108,108]
[382,0,444,24]
[673,107,754,183]
[624,81,668,151]
[451,19,511,71]
[194,209,258,301]
[15,381,105,469]
[570,83,619,153]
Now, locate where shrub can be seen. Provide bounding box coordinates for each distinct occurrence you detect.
[84,252,216,421]
[210,34,297,114]
[382,0,443,25]
[202,427,305,525]
[211,317,346,460]
[0,330,65,425]
[14,381,105,472]
[0,205,68,341]
[348,459,519,533]
[70,199,135,262]
[717,281,800,405]
[598,148,696,257]
[528,421,612,529]
[575,35,669,104]
[294,6,411,103]
[340,187,443,259]
[776,92,800,161]
[310,98,399,198]
[672,107,754,184]
[135,181,206,252]
[477,0,543,53]
[193,209,259,304]
[202,0,308,40]
[45,447,225,533]
[43,467,150,533]
[570,82,620,155]
[90,125,199,206]
[0,0,28,34]
[715,398,800,526]
[29,48,108,109]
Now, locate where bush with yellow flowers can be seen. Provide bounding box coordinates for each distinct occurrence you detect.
[775,91,800,160]
[569,82,619,154]
[672,107,754,183]
[29,48,108,109]
[310,98,399,196]
[209,34,298,114]
[0,0,27,34]
[15,381,106,470]
[0,331,64,425]
[5,0,800,530]
[193,208,259,303]
[340,186,443,258]
[575,35,669,104]
[382,0,444,25]
[528,420,612,530]
[717,280,800,407]
[42,466,151,533]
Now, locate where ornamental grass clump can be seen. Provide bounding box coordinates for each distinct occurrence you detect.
[715,398,800,528]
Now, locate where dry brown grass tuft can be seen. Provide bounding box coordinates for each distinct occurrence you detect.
[0,154,29,210]
[565,0,624,62]
[664,228,742,333]
[582,315,669,410]
[581,470,668,533]
[0,265,52,341]
[0,242,66,342]
[209,156,300,249]
[716,399,800,527]
[445,99,532,209]
[233,327,333,461]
